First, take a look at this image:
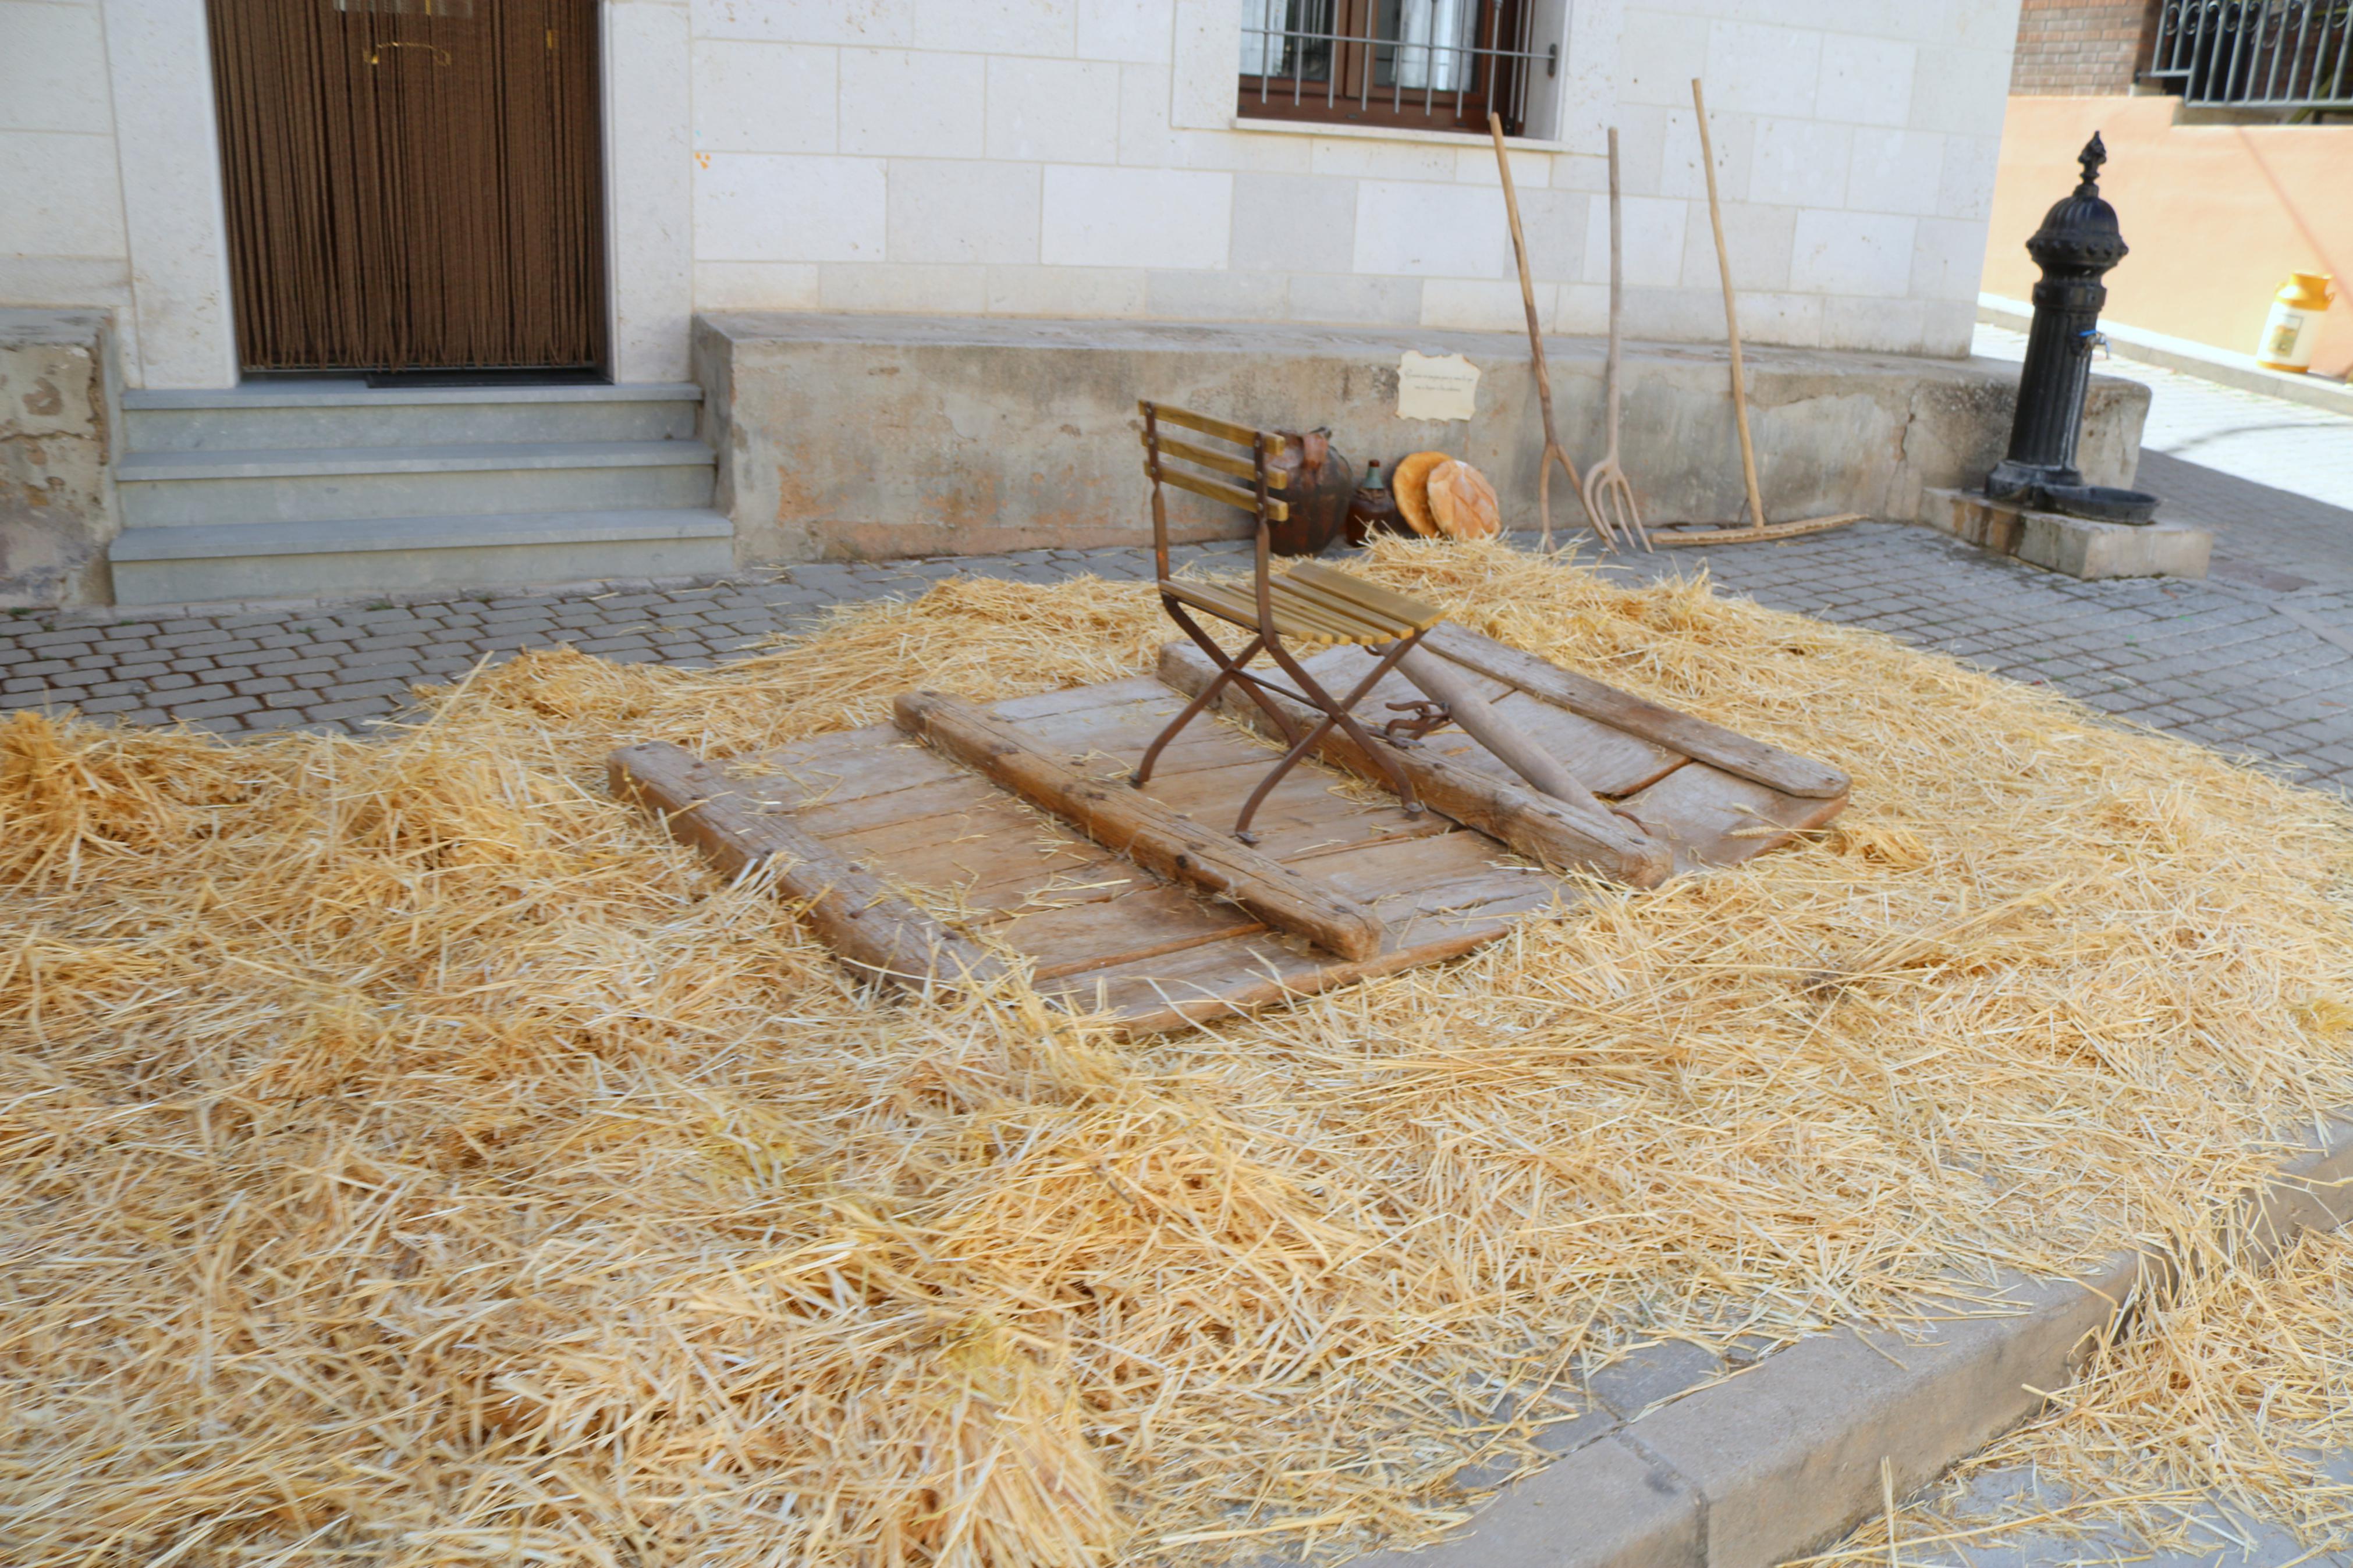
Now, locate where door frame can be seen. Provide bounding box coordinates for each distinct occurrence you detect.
[108,0,690,389]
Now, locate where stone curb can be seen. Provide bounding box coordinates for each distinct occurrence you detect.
[1333,1112,2353,1568]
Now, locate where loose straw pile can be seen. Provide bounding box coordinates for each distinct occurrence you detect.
[5,538,2353,1567]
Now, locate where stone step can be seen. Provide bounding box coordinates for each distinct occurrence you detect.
[120,381,704,450]
[115,439,718,526]
[108,510,736,606]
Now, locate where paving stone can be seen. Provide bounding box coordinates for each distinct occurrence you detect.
[169,695,261,722]
[237,709,319,734]
[304,696,402,723]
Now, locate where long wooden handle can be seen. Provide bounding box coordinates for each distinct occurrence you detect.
[1489,112,1559,443]
[1605,126,1623,459]
[1390,646,1626,840]
[1692,78,1768,532]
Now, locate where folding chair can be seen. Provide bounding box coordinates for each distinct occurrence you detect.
[1134,400,1446,844]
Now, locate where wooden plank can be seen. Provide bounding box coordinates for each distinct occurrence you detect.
[725,727,968,812]
[1046,887,1559,1034]
[1140,429,1290,489]
[1308,830,1536,906]
[1618,760,1847,873]
[609,742,1005,992]
[955,852,1142,918]
[1138,401,1287,454]
[895,689,1389,962]
[1158,641,1671,888]
[770,771,1007,840]
[988,676,1173,723]
[1422,623,1850,799]
[1155,466,1290,523]
[993,883,1264,980]
[1141,756,1446,861]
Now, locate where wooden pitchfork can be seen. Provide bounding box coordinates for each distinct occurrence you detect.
[1581,127,1649,552]
[1488,112,1582,552]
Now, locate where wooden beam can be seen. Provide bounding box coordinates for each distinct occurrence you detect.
[1155,642,1673,889]
[1421,623,1851,799]
[609,741,1006,992]
[893,690,1387,962]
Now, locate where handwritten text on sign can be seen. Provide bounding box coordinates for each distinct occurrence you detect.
[1396,351,1481,422]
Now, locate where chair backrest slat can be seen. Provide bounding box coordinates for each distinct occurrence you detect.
[1138,429,1291,490]
[1140,401,1288,456]
[1138,398,1289,586]
[1156,465,1291,522]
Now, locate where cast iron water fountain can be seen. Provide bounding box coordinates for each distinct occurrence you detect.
[1985,133,2160,525]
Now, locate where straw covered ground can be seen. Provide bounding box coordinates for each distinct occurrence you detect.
[5,538,2353,1567]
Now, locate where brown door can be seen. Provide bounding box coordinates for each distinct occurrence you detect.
[207,0,608,374]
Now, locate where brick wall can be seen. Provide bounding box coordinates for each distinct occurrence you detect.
[2011,0,2158,94]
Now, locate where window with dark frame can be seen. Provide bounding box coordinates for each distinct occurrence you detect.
[1237,0,1549,136]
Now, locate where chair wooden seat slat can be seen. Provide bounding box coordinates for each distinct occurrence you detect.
[1135,399,1444,841]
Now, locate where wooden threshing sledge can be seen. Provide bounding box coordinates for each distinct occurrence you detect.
[614,405,1848,1034]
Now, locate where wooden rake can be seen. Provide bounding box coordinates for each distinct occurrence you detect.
[1488,112,1585,552]
[1651,80,1861,549]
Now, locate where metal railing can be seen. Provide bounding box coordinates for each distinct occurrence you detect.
[2145,0,2352,108]
[1239,1,1556,130]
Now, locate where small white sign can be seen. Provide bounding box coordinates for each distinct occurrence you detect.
[1396,351,1481,422]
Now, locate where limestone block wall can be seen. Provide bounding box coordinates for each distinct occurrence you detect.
[0,309,118,609]
[694,311,2146,564]
[0,0,2022,385]
[687,0,2022,358]
[0,1,134,357]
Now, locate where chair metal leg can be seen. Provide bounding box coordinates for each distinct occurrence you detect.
[1233,630,1431,841]
[1173,602,1301,747]
[1134,627,1265,787]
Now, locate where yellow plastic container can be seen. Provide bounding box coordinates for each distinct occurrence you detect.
[2257,271,2334,373]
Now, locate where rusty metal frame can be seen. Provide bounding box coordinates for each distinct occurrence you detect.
[1134,402,1426,844]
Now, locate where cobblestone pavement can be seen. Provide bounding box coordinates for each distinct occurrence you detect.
[6,354,2353,801]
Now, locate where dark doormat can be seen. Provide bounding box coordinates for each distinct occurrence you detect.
[363,367,610,390]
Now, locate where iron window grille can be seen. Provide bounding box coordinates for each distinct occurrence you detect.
[1238,0,1554,136]
[2143,1,2352,109]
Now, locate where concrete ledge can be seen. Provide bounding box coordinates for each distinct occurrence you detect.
[695,314,2151,567]
[1922,486,2211,581]
[1978,294,2353,416]
[1309,1113,2353,1568]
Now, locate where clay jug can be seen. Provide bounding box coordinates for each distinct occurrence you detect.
[1265,429,1354,556]
[1346,458,1404,546]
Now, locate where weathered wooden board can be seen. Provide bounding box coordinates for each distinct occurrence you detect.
[612,625,1848,1033]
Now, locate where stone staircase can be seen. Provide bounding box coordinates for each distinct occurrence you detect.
[107,381,732,606]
